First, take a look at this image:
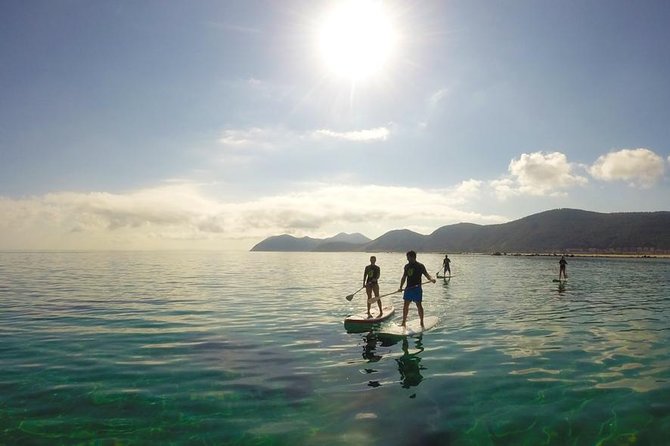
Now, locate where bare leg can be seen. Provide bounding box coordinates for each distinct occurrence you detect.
[417,302,424,327]
[373,284,381,316]
[401,300,410,326]
[365,286,372,317]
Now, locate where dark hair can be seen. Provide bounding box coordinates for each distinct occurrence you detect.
[406,250,417,259]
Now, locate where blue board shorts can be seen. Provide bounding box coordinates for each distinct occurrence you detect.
[403,286,423,302]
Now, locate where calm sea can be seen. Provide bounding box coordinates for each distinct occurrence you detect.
[1,251,669,445]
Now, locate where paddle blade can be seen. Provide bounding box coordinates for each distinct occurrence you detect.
[345,294,354,301]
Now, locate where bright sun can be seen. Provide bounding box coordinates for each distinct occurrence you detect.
[318,1,397,81]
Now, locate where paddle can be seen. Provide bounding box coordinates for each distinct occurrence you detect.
[367,280,434,305]
[436,268,455,279]
[345,285,365,301]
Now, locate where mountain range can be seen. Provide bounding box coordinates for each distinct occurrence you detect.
[250,209,670,254]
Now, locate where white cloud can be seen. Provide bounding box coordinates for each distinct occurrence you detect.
[218,127,285,149]
[446,179,483,204]
[453,179,482,196]
[589,148,665,188]
[428,88,449,106]
[218,125,391,150]
[238,183,507,237]
[313,127,390,141]
[0,182,508,250]
[489,178,516,200]
[491,151,588,199]
[0,183,230,250]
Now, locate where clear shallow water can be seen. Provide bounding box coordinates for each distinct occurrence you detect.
[1,251,669,445]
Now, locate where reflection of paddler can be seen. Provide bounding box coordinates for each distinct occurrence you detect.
[557,280,566,294]
[362,333,382,363]
[396,337,425,388]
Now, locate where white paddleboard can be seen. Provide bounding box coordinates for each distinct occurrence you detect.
[344,305,395,324]
[378,315,439,336]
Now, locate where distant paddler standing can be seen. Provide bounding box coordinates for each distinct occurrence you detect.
[399,250,436,327]
[559,255,568,280]
[442,254,451,277]
[363,256,382,318]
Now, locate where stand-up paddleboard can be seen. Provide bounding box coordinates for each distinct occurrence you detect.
[437,274,453,279]
[378,316,439,337]
[344,305,395,324]
[552,279,567,283]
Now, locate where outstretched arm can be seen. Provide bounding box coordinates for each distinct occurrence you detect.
[424,270,436,283]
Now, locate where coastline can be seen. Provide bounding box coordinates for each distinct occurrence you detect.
[487,252,670,259]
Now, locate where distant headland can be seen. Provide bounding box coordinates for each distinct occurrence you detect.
[250,208,670,255]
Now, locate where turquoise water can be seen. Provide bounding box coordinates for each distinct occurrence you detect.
[1,251,669,445]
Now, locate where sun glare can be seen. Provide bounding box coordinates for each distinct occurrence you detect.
[318,1,397,81]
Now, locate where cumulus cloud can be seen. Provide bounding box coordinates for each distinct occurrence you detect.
[491,151,588,199]
[589,148,665,188]
[237,183,507,237]
[0,182,508,250]
[445,179,483,205]
[0,183,230,249]
[453,179,482,196]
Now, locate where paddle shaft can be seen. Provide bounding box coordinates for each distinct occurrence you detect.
[345,285,366,301]
[367,280,433,304]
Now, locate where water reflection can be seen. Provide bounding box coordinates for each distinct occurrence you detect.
[361,332,382,363]
[357,332,429,390]
[396,336,426,389]
[557,281,566,295]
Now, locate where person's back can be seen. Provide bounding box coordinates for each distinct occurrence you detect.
[442,255,451,275]
[559,256,567,279]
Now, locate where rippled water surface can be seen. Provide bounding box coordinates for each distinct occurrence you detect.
[1,251,669,445]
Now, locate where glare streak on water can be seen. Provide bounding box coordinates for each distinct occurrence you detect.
[1,251,670,444]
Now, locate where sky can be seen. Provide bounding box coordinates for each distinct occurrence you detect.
[1,0,669,250]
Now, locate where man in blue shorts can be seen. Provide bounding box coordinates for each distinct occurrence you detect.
[398,250,436,327]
